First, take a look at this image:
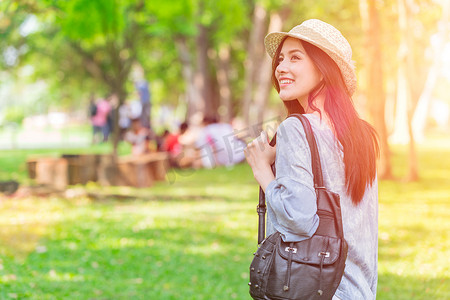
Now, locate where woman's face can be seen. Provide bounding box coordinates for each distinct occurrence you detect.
[275,37,323,104]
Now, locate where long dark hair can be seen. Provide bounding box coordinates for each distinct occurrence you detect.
[272,38,379,205]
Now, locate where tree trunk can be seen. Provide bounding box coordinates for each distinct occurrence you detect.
[390,57,410,145]
[412,2,449,142]
[254,11,283,131]
[406,111,419,181]
[393,0,419,181]
[175,37,203,123]
[216,45,232,123]
[242,4,267,128]
[106,78,127,158]
[107,38,130,157]
[195,23,215,119]
[359,0,393,179]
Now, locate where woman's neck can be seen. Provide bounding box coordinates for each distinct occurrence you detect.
[299,91,325,114]
[301,92,335,133]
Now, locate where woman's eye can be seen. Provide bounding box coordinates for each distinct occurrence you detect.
[291,55,300,60]
[277,57,283,63]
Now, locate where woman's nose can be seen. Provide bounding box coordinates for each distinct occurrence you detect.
[276,60,288,74]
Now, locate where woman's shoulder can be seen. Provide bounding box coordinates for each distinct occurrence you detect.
[277,114,339,149]
[277,115,307,140]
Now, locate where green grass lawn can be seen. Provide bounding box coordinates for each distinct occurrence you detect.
[0,140,449,299]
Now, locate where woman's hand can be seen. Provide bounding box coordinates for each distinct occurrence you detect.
[244,131,276,192]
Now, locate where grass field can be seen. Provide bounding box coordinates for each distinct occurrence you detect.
[0,139,449,299]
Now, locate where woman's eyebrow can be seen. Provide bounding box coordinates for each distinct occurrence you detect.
[279,49,305,56]
[288,49,305,55]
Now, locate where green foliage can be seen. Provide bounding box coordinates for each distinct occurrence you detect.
[2,106,25,125]
[145,0,196,37]
[56,0,125,41]
[3,0,154,116]
[1,0,255,112]
[0,139,449,299]
[204,0,250,45]
[1,0,446,117]
[0,1,32,69]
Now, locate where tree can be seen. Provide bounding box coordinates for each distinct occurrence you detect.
[412,1,449,142]
[6,0,151,155]
[391,0,419,180]
[55,0,149,154]
[389,0,444,181]
[242,1,290,131]
[359,0,393,179]
[188,0,250,122]
[242,3,267,128]
[146,0,249,123]
[253,9,285,128]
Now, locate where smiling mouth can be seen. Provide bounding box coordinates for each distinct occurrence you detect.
[279,79,294,84]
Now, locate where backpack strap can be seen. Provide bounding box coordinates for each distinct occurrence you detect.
[257,114,322,244]
[290,114,324,188]
[257,135,276,244]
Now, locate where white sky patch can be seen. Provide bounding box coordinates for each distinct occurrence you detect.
[19,14,40,37]
[3,46,18,66]
[431,100,449,126]
[441,42,450,80]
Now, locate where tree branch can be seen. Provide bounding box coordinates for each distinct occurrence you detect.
[69,42,113,85]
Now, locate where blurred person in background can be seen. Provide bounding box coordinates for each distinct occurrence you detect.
[106,94,119,142]
[91,95,112,143]
[118,100,131,141]
[160,122,189,167]
[128,90,143,121]
[88,93,98,142]
[196,117,246,168]
[177,120,203,169]
[135,79,151,129]
[124,118,154,156]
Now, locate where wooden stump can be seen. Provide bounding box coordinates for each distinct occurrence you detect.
[26,152,170,189]
[147,152,170,181]
[31,157,68,190]
[27,159,37,179]
[117,160,154,188]
[118,152,169,187]
[63,154,99,185]
[97,154,120,186]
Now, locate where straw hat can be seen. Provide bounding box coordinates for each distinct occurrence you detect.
[264,19,357,96]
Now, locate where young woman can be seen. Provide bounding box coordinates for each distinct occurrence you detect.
[244,19,379,299]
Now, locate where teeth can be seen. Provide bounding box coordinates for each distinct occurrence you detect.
[280,79,293,84]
